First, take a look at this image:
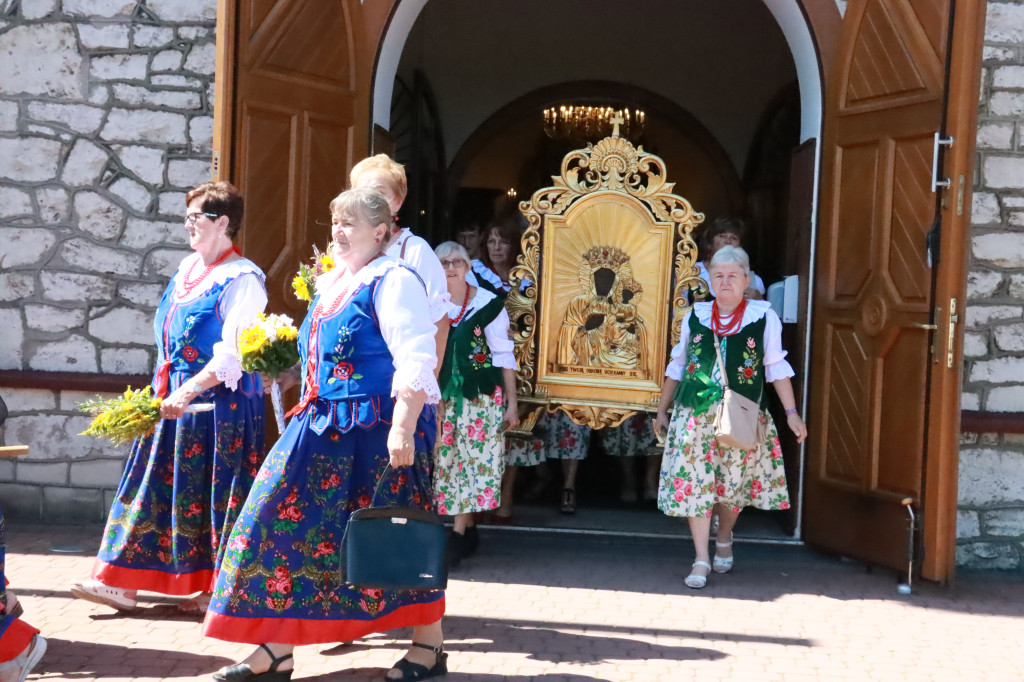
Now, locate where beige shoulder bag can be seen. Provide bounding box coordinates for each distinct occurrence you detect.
[712,333,762,451]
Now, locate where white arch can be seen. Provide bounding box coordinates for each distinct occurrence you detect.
[372,0,429,134]
[372,0,823,145]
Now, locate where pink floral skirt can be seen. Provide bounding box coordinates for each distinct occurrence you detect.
[657,405,789,518]
[434,390,505,515]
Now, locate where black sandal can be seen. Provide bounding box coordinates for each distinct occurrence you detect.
[386,642,448,681]
[213,643,293,681]
[560,488,576,515]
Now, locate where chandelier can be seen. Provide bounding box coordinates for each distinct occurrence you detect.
[542,105,645,142]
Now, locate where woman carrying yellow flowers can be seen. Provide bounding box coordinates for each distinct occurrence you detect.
[70,182,268,616]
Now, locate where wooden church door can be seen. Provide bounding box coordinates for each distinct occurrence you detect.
[213,0,372,316]
[804,0,984,582]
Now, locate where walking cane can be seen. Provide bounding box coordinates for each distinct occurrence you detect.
[897,497,916,595]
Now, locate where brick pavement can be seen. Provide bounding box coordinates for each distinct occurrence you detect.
[4,523,1023,681]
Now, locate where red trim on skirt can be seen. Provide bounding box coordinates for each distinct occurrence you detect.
[92,560,214,596]
[202,596,445,645]
[0,618,38,662]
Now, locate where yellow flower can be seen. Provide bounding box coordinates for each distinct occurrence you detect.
[238,324,269,355]
[292,274,311,302]
[317,251,335,273]
[277,325,298,341]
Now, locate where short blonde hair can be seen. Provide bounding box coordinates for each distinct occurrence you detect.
[350,154,407,202]
[329,188,392,257]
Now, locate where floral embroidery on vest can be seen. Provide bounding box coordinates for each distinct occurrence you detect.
[736,336,760,385]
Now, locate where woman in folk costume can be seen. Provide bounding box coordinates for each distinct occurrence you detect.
[204,189,446,682]
[432,242,519,567]
[1,510,47,682]
[654,246,807,589]
[70,182,268,614]
[349,154,450,375]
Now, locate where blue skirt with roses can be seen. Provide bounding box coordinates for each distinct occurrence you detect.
[202,397,444,645]
[93,372,265,595]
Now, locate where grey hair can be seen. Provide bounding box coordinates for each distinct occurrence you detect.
[434,241,471,264]
[329,187,392,228]
[709,245,751,276]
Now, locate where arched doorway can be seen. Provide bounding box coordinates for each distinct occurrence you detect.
[369,0,838,542]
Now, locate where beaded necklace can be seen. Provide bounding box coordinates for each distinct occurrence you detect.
[177,245,240,299]
[449,286,472,326]
[711,298,747,336]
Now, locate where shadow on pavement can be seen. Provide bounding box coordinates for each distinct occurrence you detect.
[32,637,234,678]
[452,530,1024,617]
[317,616,732,667]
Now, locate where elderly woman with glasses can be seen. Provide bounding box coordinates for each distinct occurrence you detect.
[655,246,806,589]
[70,181,268,615]
[204,188,446,682]
[432,242,519,567]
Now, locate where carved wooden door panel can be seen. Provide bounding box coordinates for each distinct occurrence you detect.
[215,0,359,316]
[804,0,954,573]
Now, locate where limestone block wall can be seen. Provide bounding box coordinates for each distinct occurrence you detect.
[0,0,217,519]
[957,0,1024,569]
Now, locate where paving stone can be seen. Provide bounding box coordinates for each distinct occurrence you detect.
[1,530,1023,682]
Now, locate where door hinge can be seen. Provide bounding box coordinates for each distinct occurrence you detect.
[931,132,954,193]
[212,150,220,180]
[947,298,958,369]
[956,175,965,216]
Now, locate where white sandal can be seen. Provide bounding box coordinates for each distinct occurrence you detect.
[69,579,137,611]
[684,560,712,589]
[713,533,734,574]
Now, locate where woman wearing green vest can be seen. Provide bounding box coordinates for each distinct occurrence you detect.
[654,246,807,589]
[433,242,520,567]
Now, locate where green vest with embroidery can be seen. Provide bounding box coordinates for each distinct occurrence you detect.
[673,312,767,414]
[439,295,506,409]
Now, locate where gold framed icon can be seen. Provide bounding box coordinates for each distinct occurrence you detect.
[508,130,705,429]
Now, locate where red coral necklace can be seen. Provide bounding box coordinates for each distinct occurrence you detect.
[177,245,239,298]
[449,286,472,325]
[711,299,747,336]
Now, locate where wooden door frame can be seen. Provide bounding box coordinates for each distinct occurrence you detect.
[921,0,986,582]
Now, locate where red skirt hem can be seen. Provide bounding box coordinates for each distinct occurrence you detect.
[0,618,39,662]
[202,596,445,645]
[92,560,214,596]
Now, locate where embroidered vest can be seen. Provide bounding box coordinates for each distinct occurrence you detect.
[439,295,506,408]
[294,263,421,434]
[673,313,767,414]
[152,271,263,395]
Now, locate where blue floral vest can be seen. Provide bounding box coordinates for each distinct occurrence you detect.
[295,263,414,435]
[152,270,263,396]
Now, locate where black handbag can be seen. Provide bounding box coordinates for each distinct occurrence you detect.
[341,464,448,590]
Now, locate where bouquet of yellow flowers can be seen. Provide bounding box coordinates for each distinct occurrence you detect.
[79,386,162,445]
[291,244,336,304]
[238,312,300,435]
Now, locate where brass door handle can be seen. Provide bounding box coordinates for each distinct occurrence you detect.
[911,323,938,330]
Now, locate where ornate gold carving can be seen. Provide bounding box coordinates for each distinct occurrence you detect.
[552,403,637,430]
[505,405,545,437]
[509,131,704,429]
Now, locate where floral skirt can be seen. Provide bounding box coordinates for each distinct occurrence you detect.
[202,401,444,645]
[542,410,590,461]
[93,378,266,595]
[657,405,789,518]
[602,413,661,458]
[0,506,39,663]
[504,435,546,467]
[435,391,505,515]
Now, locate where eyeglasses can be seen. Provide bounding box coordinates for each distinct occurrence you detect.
[440,258,469,270]
[185,211,220,225]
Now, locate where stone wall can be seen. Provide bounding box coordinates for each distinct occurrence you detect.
[0,0,216,518]
[956,0,1024,569]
